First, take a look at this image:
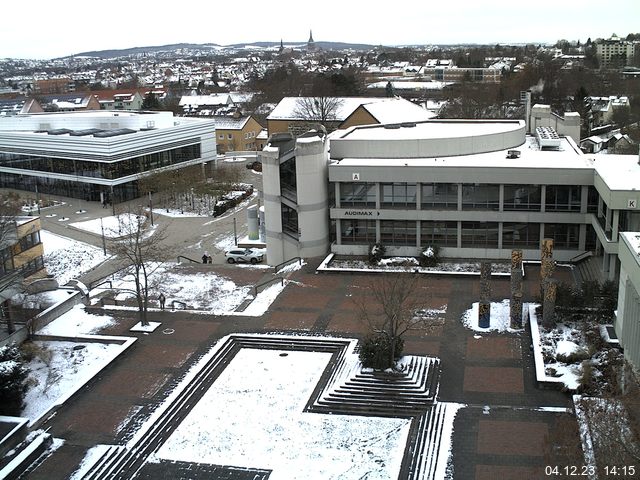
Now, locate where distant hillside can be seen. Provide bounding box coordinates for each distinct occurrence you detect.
[66,40,381,59]
[69,43,223,59]
[228,41,379,50]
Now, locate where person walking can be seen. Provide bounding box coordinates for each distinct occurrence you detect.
[158,293,166,310]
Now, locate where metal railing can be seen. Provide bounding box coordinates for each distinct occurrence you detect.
[253,277,284,296]
[569,251,593,263]
[171,300,187,310]
[177,255,200,264]
[274,257,302,274]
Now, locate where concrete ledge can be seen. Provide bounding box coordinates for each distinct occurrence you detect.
[528,304,567,390]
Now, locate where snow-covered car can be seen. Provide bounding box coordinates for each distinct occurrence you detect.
[225,248,264,264]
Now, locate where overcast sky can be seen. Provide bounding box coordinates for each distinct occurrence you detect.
[3,0,639,59]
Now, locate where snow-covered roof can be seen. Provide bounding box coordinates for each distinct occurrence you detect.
[359,99,436,124]
[267,97,389,121]
[179,94,233,107]
[592,154,640,191]
[210,115,250,130]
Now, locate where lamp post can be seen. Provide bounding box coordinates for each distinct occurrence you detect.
[100,217,107,255]
[148,191,154,226]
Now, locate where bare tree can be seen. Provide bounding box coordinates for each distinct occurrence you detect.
[574,394,640,476]
[107,206,171,326]
[353,273,439,370]
[292,96,344,132]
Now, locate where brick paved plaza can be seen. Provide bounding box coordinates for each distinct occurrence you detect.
[27,260,573,480]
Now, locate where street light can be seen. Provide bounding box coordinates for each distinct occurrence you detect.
[100,217,107,255]
[148,191,154,226]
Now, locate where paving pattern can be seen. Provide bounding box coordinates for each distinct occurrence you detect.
[24,258,575,480]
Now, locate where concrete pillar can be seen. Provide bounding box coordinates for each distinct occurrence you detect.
[258,206,265,243]
[510,250,524,329]
[479,262,492,328]
[247,205,259,240]
[540,185,546,213]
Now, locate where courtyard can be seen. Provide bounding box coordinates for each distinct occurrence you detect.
[21,257,572,480]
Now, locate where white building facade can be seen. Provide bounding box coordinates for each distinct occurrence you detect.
[0,111,216,203]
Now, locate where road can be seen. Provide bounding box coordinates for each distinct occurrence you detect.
[29,160,264,287]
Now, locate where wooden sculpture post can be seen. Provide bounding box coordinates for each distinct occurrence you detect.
[510,249,524,329]
[479,262,492,328]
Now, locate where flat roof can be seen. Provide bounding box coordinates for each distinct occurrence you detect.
[332,136,589,169]
[339,120,525,141]
[592,154,640,191]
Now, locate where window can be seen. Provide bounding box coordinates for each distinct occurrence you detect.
[381,183,417,209]
[281,204,298,237]
[503,185,541,211]
[544,223,579,249]
[421,183,458,209]
[502,223,540,248]
[19,231,41,251]
[218,134,224,140]
[380,220,416,246]
[342,219,376,244]
[587,186,598,213]
[339,183,376,208]
[421,221,457,247]
[462,184,499,210]
[227,134,233,140]
[545,185,581,212]
[461,222,499,248]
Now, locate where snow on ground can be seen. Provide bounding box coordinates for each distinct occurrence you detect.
[69,213,147,238]
[22,340,125,422]
[41,230,109,285]
[461,299,527,332]
[152,207,208,218]
[38,305,116,336]
[104,264,251,314]
[233,281,286,317]
[153,348,411,479]
[325,256,512,275]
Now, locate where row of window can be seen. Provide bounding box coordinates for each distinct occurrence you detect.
[217,131,258,141]
[0,144,201,180]
[337,182,597,213]
[340,220,584,249]
[13,231,41,255]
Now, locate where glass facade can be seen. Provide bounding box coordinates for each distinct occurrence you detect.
[341,219,376,244]
[421,183,458,209]
[0,144,201,180]
[502,222,540,248]
[545,185,581,212]
[421,221,458,247]
[281,204,298,237]
[339,183,376,208]
[503,185,541,211]
[461,222,499,248]
[544,223,579,249]
[381,183,417,209]
[380,220,416,245]
[462,184,500,210]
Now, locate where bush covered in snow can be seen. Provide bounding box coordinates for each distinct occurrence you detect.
[368,243,386,265]
[0,343,30,415]
[358,333,404,370]
[419,245,440,267]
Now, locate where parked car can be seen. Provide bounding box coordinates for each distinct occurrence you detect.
[225,248,265,264]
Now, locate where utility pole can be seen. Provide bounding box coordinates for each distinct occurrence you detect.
[100,217,107,255]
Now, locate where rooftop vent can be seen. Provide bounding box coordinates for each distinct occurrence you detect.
[383,123,401,129]
[401,122,416,128]
[506,150,521,159]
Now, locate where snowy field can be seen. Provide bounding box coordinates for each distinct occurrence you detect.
[152,348,411,479]
[41,230,109,285]
[38,304,116,336]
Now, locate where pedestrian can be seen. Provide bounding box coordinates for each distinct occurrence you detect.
[202,253,208,264]
[207,255,213,264]
[158,293,166,310]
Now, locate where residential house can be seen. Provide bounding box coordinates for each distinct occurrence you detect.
[266,97,435,137]
[92,89,146,110]
[37,93,101,112]
[0,98,43,116]
[212,115,263,153]
[180,94,235,116]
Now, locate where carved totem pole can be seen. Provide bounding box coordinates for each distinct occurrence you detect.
[510,249,524,329]
[479,262,492,328]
